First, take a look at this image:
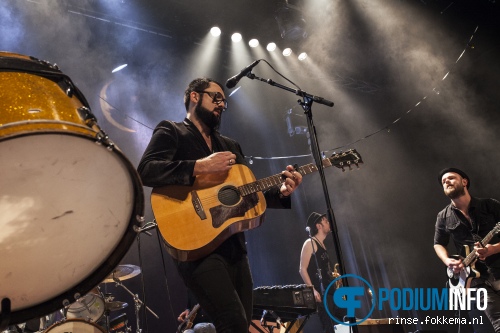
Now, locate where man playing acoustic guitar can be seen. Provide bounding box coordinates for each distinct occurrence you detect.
[138,78,302,333]
[434,168,500,332]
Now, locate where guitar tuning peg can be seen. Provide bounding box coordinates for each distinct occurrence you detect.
[341,167,345,172]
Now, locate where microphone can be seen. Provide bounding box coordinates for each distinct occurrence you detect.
[225,60,261,88]
[305,226,310,233]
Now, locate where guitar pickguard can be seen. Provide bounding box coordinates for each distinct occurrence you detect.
[210,193,259,228]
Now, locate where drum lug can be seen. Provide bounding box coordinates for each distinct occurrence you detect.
[77,107,95,123]
[77,107,116,150]
[96,131,116,151]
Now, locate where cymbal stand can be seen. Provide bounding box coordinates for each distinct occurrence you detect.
[112,277,159,333]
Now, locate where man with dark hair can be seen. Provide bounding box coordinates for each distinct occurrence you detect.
[434,168,500,332]
[299,212,340,332]
[138,78,302,333]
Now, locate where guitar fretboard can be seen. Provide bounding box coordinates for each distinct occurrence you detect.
[238,150,361,196]
[463,223,500,266]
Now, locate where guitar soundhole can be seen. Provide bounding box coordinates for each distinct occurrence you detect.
[218,186,241,206]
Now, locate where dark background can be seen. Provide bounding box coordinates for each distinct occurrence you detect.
[2,0,500,332]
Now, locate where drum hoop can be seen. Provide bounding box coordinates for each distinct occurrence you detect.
[44,318,106,333]
[0,120,97,134]
[1,53,92,110]
[6,133,145,325]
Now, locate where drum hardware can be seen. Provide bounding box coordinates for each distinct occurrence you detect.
[43,319,105,333]
[109,313,130,333]
[0,51,145,326]
[105,301,128,312]
[99,295,128,333]
[102,265,142,284]
[110,277,159,333]
[65,287,105,323]
[133,220,157,236]
[0,298,11,332]
[76,106,115,150]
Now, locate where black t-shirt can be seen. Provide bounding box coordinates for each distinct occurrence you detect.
[306,238,334,293]
[434,197,500,278]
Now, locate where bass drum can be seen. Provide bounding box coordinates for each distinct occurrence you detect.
[44,319,105,333]
[0,52,144,325]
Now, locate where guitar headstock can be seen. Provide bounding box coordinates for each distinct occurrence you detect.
[326,149,363,171]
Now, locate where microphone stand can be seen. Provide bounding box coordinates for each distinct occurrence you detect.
[247,72,348,287]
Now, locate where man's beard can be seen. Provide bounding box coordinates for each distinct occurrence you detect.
[195,101,221,130]
[445,183,466,199]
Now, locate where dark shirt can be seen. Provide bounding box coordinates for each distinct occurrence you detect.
[434,197,500,278]
[137,118,290,261]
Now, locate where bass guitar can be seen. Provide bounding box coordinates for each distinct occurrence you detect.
[177,304,200,333]
[152,149,362,261]
[448,222,500,293]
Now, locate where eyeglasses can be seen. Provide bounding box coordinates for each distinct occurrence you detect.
[195,91,228,110]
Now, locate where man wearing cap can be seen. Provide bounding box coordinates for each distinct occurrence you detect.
[434,168,500,331]
[299,212,339,332]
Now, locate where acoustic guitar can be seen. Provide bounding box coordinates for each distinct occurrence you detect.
[151,149,363,261]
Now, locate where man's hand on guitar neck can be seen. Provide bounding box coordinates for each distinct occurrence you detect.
[475,242,500,261]
[280,165,303,197]
[177,309,189,322]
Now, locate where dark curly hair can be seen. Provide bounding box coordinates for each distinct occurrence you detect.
[183,78,224,111]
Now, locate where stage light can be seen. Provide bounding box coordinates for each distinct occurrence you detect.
[210,26,221,37]
[111,64,127,73]
[298,52,307,61]
[231,33,242,42]
[249,39,259,48]
[283,48,292,56]
[275,2,308,41]
[267,43,277,51]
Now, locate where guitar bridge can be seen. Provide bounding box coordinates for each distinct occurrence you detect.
[191,190,206,220]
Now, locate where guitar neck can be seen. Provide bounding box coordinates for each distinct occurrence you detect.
[238,150,362,196]
[463,229,497,266]
[186,304,200,322]
[178,304,200,332]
